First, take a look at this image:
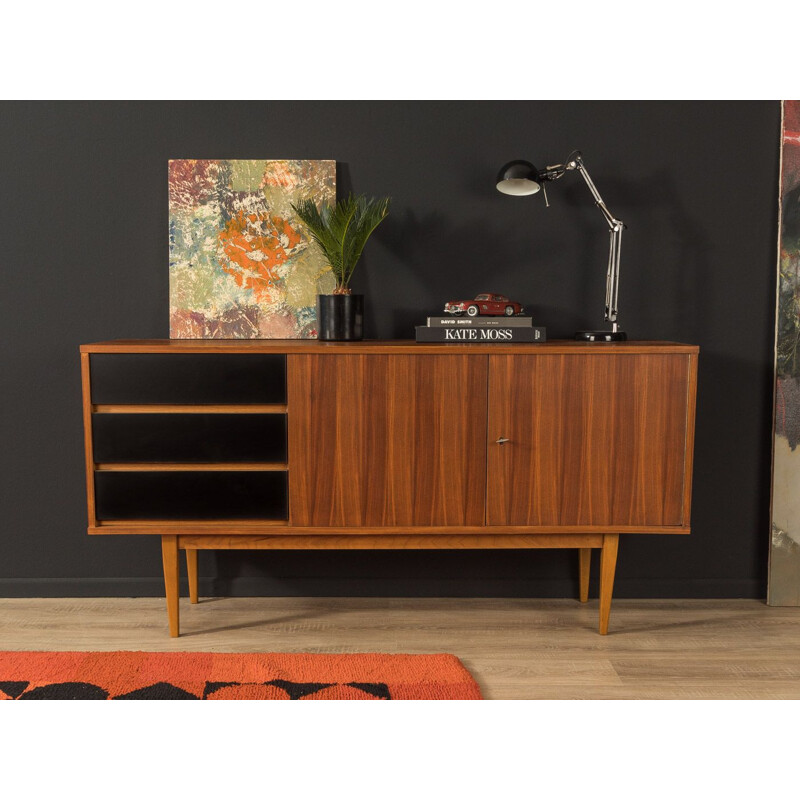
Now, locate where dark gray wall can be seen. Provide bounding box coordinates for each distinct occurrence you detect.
[0,101,779,598]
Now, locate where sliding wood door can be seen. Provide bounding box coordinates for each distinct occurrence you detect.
[487,354,692,527]
[288,354,488,527]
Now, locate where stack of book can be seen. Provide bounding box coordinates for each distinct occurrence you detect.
[415,316,546,342]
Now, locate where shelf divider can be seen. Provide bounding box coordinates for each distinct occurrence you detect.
[92,404,287,414]
[94,462,288,472]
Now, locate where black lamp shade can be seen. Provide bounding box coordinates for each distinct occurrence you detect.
[496,160,541,196]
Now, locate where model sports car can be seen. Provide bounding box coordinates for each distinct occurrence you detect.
[444,293,524,317]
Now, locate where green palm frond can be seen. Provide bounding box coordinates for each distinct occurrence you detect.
[292,194,390,292]
[343,195,391,287]
[291,198,345,277]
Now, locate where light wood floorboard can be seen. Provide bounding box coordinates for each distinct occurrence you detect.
[1,597,799,699]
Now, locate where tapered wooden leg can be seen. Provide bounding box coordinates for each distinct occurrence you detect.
[579,548,591,603]
[186,548,198,604]
[161,535,180,637]
[598,534,619,635]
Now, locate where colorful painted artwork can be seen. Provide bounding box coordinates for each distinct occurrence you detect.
[770,101,800,605]
[169,159,336,338]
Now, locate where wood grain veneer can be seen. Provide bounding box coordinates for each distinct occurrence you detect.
[80,353,96,527]
[487,353,692,526]
[89,522,690,536]
[682,353,699,521]
[177,533,605,550]
[288,354,487,527]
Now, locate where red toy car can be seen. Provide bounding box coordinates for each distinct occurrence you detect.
[444,293,524,317]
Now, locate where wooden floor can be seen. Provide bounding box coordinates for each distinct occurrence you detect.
[1,597,799,699]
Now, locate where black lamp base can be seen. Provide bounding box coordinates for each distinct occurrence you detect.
[575,330,628,342]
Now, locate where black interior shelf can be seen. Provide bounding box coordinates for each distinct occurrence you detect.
[92,413,287,463]
[94,471,288,520]
[90,354,287,404]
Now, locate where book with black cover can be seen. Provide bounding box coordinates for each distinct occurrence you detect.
[415,325,546,343]
[427,315,535,327]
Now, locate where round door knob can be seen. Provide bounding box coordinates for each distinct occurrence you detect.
[496,437,510,445]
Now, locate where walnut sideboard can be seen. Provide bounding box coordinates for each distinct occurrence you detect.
[80,339,699,636]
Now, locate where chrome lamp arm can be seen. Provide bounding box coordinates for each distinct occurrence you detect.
[543,151,626,337]
[570,153,625,334]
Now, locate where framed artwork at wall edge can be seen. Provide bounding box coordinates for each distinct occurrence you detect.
[169,159,336,339]
[769,101,800,605]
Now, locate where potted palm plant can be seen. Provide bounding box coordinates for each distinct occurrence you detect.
[292,193,390,340]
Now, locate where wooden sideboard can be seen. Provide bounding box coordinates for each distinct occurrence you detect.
[80,339,699,636]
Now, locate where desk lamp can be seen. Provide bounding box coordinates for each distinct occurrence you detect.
[496,150,627,342]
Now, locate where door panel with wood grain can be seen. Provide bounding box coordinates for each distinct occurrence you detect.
[487,354,691,526]
[288,354,488,527]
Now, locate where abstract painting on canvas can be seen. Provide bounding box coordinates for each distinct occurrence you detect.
[169,159,335,338]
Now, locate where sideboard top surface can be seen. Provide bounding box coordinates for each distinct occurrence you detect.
[81,339,699,355]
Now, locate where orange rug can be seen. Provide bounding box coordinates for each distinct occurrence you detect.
[0,651,482,700]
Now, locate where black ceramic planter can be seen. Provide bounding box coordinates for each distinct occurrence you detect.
[316,294,364,341]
